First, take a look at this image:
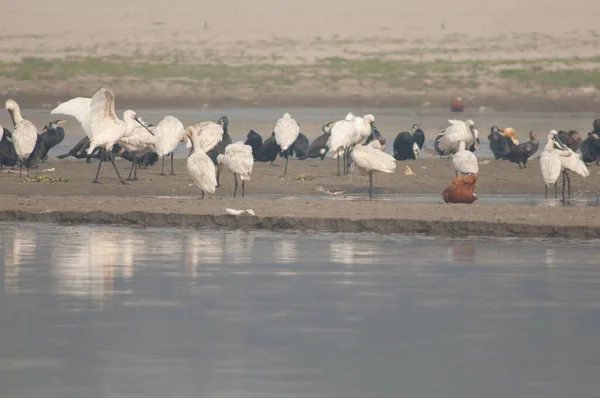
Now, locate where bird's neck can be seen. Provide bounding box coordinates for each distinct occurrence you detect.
[10,107,23,126]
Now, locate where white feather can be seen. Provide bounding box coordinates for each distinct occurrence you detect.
[439,119,477,154]
[559,147,589,178]
[0,123,4,143]
[87,88,126,154]
[218,141,254,181]
[5,99,37,160]
[119,111,156,153]
[185,121,223,152]
[452,141,478,176]
[274,112,300,151]
[155,116,185,157]
[540,130,571,187]
[187,148,217,195]
[51,97,92,138]
[351,142,396,175]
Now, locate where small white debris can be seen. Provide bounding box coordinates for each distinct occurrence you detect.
[420,166,428,169]
[42,168,55,172]
[478,160,491,165]
[226,208,256,216]
[405,165,416,176]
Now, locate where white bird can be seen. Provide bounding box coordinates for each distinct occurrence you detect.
[5,99,38,177]
[216,141,254,198]
[86,88,130,184]
[0,123,4,143]
[186,130,217,199]
[439,119,479,155]
[51,97,92,138]
[554,137,589,199]
[118,110,156,181]
[452,140,479,178]
[184,121,223,153]
[328,113,355,175]
[350,140,396,198]
[328,112,376,175]
[540,130,572,199]
[274,112,300,175]
[154,115,185,176]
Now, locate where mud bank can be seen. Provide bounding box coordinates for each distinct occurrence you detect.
[1,195,599,238]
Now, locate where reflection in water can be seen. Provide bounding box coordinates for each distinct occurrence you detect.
[3,230,37,294]
[545,248,556,267]
[275,238,297,264]
[2,223,600,398]
[450,244,476,263]
[51,231,118,303]
[330,239,377,265]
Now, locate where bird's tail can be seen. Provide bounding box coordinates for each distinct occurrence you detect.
[56,153,70,159]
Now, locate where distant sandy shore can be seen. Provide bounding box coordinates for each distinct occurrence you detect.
[1,1,600,112]
[1,158,599,237]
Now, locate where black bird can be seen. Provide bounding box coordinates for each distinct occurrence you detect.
[38,120,66,162]
[581,133,600,165]
[0,127,18,170]
[56,136,96,162]
[23,136,48,170]
[208,116,232,165]
[393,131,420,160]
[207,116,233,186]
[257,132,280,165]
[580,119,600,165]
[245,130,263,160]
[280,132,309,160]
[504,130,539,168]
[557,130,582,152]
[365,127,387,150]
[292,132,309,159]
[120,150,159,168]
[488,125,513,159]
[411,123,425,150]
[298,122,331,160]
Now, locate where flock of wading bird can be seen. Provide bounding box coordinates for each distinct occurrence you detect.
[1,87,600,202]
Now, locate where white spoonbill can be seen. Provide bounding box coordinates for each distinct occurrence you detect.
[554,136,589,199]
[274,112,300,175]
[5,99,38,177]
[327,113,355,176]
[328,113,376,175]
[439,119,479,155]
[185,121,223,153]
[87,88,141,184]
[216,141,254,198]
[540,130,572,199]
[186,130,217,199]
[452,140,479,178]
[350,140,396,199]
[154,116,185,176]
[118,111,156,181]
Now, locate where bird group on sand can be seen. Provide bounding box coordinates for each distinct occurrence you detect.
[1,88,598,203]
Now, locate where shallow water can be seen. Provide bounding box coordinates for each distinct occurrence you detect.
[22,106,598,160]
[1,222,600,398]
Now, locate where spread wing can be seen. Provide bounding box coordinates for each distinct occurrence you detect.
[51,97,92,138]
[90,89,118,139]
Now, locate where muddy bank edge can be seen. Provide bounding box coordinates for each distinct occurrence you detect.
[1,209,599,238]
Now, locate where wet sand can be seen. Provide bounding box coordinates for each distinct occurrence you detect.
[1,158,599,237]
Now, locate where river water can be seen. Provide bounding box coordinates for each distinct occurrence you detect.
[1,222,599,398]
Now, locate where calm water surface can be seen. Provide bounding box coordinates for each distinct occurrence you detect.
[1,223,600,397]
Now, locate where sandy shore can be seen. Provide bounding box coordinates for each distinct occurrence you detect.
[2,1,600,112]
[1,158,599,237]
